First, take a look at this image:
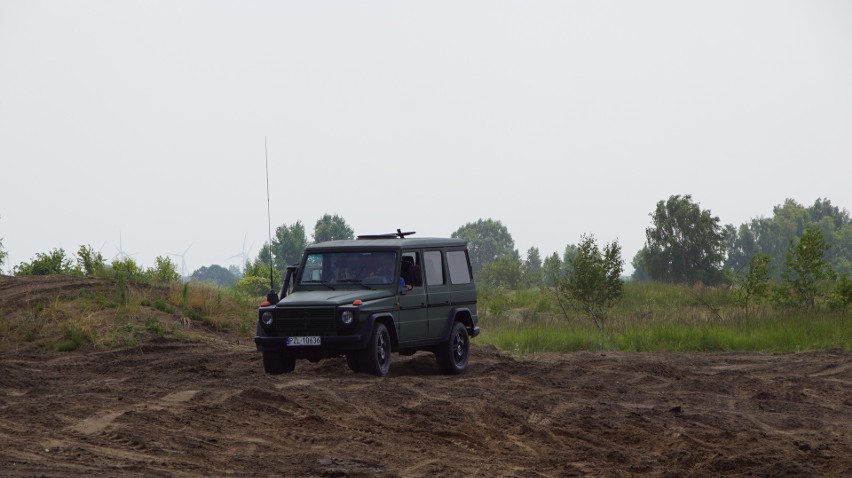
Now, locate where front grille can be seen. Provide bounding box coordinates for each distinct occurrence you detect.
[275,307,337,336]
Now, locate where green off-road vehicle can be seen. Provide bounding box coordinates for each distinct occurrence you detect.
[254,231,479,376]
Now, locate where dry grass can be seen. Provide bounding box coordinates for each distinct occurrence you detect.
[0,279,259,352]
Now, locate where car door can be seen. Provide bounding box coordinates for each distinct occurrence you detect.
[423,249,451,339]
[397,250,428,342]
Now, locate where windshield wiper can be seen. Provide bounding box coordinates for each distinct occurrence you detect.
[337,279,373,290]
[303,280,336,290]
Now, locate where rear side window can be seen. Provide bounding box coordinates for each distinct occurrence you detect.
[447,250,472,284]
[423,251,444,286]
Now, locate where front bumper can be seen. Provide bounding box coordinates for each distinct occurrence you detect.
[254,334,364,358]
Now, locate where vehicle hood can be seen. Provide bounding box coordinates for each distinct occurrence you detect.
[276,289,394,307]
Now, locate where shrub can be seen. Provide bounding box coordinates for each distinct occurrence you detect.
[146,256,181,285]
[14,248,75,275]
[779,227,833,308]
[735,253,773,318]
[556,234,624,332]
[76,245,106,276]
[234,275,274,297]
[830,276,852,314]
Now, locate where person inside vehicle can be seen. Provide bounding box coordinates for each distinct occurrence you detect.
[400,256,422,289]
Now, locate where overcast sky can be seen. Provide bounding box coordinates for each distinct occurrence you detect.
[2,0,851,276]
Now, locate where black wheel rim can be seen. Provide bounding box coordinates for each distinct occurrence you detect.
[377,330,389,367]
[452,329,467,365]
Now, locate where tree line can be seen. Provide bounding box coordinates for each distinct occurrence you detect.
[4,197,850,318]
[456,196,852,323]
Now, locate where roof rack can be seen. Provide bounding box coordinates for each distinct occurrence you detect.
[357,229,416,240]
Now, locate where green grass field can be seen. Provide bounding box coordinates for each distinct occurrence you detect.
[476,283,851,354]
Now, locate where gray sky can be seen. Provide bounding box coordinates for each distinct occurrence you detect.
[2,0,851,276]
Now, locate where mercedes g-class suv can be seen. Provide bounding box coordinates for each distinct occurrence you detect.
[254,231,479,376]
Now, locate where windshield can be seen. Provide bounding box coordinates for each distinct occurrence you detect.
[299,251,399,287]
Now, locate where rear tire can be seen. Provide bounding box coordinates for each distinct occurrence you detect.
[436,321,469,375]
[359,323,391,377]
[262,351,296,375]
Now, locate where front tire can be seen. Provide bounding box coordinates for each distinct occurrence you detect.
[345,353,361,373]
[359,323,391,376]
[263,351,296,375]
[436,321,469,374]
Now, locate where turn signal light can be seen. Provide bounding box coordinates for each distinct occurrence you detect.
[353,300,362,306]
[261,301,271,307]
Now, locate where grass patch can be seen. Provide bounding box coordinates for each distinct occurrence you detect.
[478,283,852,354]
[56,324,92,352]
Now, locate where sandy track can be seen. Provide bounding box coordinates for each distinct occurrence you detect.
[1,337,850,477]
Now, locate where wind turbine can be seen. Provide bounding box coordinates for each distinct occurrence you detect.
[226,234,254,271]
[112,233,135,261]
[167,243,193,278]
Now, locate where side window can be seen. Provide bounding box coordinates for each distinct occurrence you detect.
[423,251,444,286]
[447,250,472,285]
[401,251,423,287]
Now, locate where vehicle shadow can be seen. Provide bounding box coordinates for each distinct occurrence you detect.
[388,353,444,377]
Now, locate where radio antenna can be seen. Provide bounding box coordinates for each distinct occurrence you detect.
[265,136,275,293]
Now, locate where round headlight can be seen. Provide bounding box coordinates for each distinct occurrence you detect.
[340,310,354,325]
[261,311,274,326]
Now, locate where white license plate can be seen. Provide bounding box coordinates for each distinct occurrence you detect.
[286,336,321,346]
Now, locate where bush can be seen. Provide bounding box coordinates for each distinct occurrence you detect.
[14,248,75,275]
[146,256,181,285]
[735,253,773,318]
[76,245,106,276]
[110,258,146,282]
[779,227,833,308]
[234,275,273,297]
[556,234,624,332]
[830,276,852,314]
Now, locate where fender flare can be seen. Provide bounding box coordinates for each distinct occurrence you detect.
[440,307,475,342]
[357,312,399,350]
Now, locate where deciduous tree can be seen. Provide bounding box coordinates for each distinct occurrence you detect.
[190,264,237,286]
[639,194,726,285]
[451,219,515,274]
[479,252,522,289]
[313,214,354,243]
[780,227,833,308]
[736,253,772,318]
[830,275,852,314]
[556,234,624,332]
[726,198,852,278]
[522,247,542,287]
[273,221,308,271]
[542,252,562,287]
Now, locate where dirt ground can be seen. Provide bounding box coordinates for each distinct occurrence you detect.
[1,276,851,477]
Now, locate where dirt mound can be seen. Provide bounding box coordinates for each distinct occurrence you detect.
[0,275,114,311]
[1,338,850,477]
